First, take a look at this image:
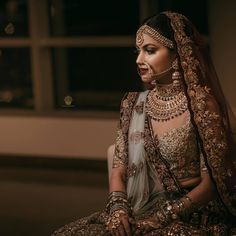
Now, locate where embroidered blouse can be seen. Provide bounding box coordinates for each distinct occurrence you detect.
[154,112,207,181]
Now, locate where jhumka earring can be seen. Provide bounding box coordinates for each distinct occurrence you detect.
[172,58,182,87]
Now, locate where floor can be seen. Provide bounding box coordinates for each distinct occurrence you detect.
[0,163,108,236]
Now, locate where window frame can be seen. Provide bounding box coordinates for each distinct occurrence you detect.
[0,0,208,117]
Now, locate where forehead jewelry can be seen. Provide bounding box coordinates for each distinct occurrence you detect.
[136,25,174,49]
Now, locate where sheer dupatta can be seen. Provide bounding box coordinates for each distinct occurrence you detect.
[163,11,236,217]
[113,91,184,216]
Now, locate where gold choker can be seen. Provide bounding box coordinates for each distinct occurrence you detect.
[146,87,188,122]
[155,83,183,100]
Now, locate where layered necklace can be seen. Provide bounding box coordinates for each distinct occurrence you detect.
[145,83,188,122]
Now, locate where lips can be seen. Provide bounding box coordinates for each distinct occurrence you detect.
[138,68,149,76]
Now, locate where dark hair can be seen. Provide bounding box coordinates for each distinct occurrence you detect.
[141,13,176,50]
[142,12,203,49]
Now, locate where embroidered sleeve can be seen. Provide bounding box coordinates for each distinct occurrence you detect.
[191,88,228,169]
[112,128,127,168]
[192,92,232,202]
[112,92,139,168]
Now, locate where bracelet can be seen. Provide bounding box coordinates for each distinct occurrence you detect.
[155,200,179,225]
[109,203,130,215]
[106,191,131,216]
[175,199,185,213]
[108,191,127,199]
[175,195,198,220]
[155,195,198,224]
[163,200,179,221]
[183,195,198,212]
[106,198,128,210]
[175,199,188,219]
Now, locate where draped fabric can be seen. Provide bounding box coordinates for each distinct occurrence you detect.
[163,11,236,218]
[126,91,152,214]
[52,11,236,236]
[52,91,235,235]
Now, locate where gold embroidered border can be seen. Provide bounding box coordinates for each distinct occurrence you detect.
[164,11,236,215]
[144,116,181,193]
[112,92,139,168]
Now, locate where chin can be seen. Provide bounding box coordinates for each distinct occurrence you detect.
[141,76,152,83]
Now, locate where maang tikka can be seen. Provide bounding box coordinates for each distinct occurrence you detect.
[172,58,182,87]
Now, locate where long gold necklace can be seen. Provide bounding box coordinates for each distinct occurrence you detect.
[146,84,188,122]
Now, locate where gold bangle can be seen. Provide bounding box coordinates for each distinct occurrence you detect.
[183,195,198,212]
[160,200,179,224]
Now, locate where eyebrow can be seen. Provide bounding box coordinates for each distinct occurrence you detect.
[136,43,158,48]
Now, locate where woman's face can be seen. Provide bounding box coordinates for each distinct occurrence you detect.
[136,33,175,83]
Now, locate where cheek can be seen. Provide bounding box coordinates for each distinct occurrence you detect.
[151,51,172,72]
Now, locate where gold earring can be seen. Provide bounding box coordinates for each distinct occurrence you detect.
[172,59,182,87]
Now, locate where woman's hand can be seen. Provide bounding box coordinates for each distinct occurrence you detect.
[107,210,133,236]
[133,215,162,235]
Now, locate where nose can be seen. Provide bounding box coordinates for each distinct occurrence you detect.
[136,51,143,65]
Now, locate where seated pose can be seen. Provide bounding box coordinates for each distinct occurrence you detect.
[52,11,236,236]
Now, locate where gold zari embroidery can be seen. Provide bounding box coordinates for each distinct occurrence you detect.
[129,131,144,144]
[127,162,144,177]
[157,112,201,180]
[134,101,144,114]
[164,11,236,214]
[112,92,139,168]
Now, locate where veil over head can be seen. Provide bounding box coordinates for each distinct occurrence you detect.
[151,11,236,217]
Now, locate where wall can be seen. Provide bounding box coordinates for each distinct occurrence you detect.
[209,0,236,113]
[0,115,117,159]
[0,1,235,160]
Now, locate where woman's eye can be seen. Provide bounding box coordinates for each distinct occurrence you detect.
[146,48,156,54]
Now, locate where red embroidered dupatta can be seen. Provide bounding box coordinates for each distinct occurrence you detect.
[163,11,236,217]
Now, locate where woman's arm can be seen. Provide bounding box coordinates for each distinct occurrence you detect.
[176,170,216,214]
[107,144,126,192]
[179,94,227,211]
[107,148,132,236]
[109,165,126,193]
[106,92,137,236]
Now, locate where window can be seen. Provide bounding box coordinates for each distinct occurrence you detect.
[0,48,32,108]
[0,0,32,109]
[52,47,140,110]
[0,0,209,113]
[48,0,142,111]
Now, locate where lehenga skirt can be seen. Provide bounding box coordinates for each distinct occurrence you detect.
[52,198,236,236]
